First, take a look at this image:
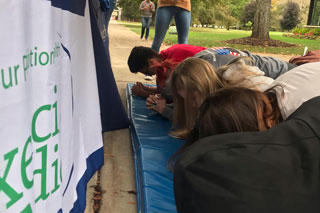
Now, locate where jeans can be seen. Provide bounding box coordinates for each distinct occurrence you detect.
[242,51,297,79]
[151,6,191,52]
[141,17,152,39]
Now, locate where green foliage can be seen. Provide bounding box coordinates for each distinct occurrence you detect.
[269,3,285,31]
[314,28,320,36]
[191,0,240,29]
[280,2,301,31]
[228,0,251,20]
[197,1,216,26]
[214,4,237,29]
[120,21,320,55]
[292,27,320,36]
[292,27,310,35]
[245,21,253,27]
[241,1,256,26]
[117,0,142,21]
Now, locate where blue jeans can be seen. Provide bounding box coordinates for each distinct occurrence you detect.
[151,6,191,52]
[141,17,152,39]
[142,17,152,28]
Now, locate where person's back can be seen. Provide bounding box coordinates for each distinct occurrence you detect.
[174,96,320,213]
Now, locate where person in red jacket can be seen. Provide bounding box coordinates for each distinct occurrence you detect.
[127,44,206,98]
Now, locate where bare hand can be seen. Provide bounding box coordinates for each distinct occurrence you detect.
[132,83,145,96]
[146,94,166,114]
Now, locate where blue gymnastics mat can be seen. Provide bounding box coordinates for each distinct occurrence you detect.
[126,83,185,213]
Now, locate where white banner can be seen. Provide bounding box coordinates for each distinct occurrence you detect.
[0,1,103,212]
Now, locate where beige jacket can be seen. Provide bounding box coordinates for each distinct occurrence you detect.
[157,0,191,11]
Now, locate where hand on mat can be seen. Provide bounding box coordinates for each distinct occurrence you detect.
[132,83,152,98]
[136,82,157,92]
[146,94,166,114]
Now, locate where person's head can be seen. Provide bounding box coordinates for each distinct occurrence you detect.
[167,86,281,171]
[191,87,277,141]
[127,46,160,76]
[170,57,225,139]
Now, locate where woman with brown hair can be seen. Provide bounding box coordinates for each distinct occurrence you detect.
[169,61,320,168]
[173,86,320,213]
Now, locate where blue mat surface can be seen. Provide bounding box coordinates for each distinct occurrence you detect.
[126,83,185,213]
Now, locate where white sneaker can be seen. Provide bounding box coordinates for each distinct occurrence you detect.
[144,75,153,81]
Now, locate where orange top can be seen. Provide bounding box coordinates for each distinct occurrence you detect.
[157,0,191,11]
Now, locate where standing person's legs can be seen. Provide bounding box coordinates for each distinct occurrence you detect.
[141,17,147,39]
[174,8,191,44]
[145,17,152,40]
[151,7,174,52]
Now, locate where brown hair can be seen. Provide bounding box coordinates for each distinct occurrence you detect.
[167,86,276,171]
[170,57,225,139]
[195,87,270,137]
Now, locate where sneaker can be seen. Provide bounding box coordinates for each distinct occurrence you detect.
[144,75,153,81]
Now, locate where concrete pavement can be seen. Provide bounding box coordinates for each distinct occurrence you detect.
[85,20,159,213]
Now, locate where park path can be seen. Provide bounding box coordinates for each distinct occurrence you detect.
[84,20,294,213]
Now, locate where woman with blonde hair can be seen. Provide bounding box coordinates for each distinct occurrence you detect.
[169,57,275,139]
[169,57,225,139]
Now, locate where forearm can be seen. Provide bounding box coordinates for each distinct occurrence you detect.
[160,104,173,120]
[132,87,155,98]
[144,86,158,93]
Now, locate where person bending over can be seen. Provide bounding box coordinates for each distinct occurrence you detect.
[173,86,320,213]
[169,61,320,164]
[127,44,206,99]
[168,57,276,138]
[128,45,297,99]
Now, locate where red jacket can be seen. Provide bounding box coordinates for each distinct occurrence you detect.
[160,44,206,63]
[153,44,206,87]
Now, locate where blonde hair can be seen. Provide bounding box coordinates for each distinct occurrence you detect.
[217,57,274,91]
[170,57,225,139]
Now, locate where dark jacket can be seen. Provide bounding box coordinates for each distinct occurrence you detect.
[174,96,320,213]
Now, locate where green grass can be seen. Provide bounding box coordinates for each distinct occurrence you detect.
[119,21,320,55]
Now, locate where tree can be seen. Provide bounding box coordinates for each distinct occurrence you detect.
[229,0,251,21]
[269,3,285,31]
[215,4,237,30]
[280,2,301,31]
[241,1,256,26]
[198,6,216,26]
[117,0,141,21]
[251,0,271,39]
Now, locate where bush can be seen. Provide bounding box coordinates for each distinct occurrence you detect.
[285,27,320,40]
[292,27,310,35]
[313,28,320,36]
[241,1,256,26]
[280,2,301,31]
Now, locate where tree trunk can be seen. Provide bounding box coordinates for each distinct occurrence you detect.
[251,0,271,39]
